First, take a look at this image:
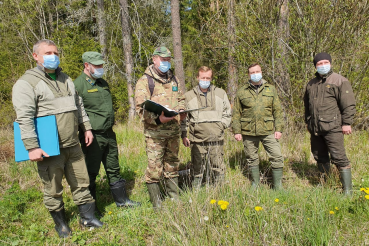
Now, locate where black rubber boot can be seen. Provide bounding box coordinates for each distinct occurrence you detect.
[50,206,72,238]
[249,166,260,189]
[339,167,353,196]
[272,168,283,190]
[78,202,104,228]
[110,179,141,207]
[147,182,162,209]
[89,183,102,218]
[318,162,330,183]
[165,177,179,200]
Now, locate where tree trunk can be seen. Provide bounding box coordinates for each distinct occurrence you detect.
[96,0,107,58]
[227,0,237,106]
[171,0,186,93]
[119,0,135,122]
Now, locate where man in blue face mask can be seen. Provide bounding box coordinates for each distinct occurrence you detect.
[304,52,356,195]
[74,52,141,213]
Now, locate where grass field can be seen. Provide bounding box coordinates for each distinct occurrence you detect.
[0,120,369,245]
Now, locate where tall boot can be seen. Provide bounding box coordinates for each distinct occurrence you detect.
[192,176,203,190]
[78,202,104,228]
[249,166,260,189]
[339,167,353,196]
[165,177,179,200]
[272,168,283,190]
[110,179,141,207]
[88,183,102,218]
[49,206,72,238]
[317,162,330,183]
[147,182,162,209]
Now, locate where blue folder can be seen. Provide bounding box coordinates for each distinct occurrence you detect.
[14,115,60,162]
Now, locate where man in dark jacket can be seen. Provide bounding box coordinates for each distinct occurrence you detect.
[304,52,356,195]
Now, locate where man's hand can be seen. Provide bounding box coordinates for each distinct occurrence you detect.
[159,111,175,124]
[182,137,190,147]
[342,125,352,135]
[29,148,49,162]
[234,134,242,141]
[179,110,187,121]
[274,132,282,140]
[85,130,94,147]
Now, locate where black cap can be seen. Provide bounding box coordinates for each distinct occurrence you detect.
[313,52,332,67]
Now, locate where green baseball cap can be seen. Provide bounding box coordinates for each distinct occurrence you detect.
[152,46,172,58]
[82,51,105,65]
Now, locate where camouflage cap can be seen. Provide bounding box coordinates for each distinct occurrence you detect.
[82,51,105,65]
[152,46,172,58]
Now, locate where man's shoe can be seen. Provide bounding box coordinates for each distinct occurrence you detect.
[339,167,353,196]
[249,165,260,189]
[147,182,162,209]
[165,177,179,200]
[110,179,141,207]
[49,206,72,238]
[272,167,283,190]
[78,202,104,228]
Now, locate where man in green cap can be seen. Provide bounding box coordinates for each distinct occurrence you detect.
[74,51,140,212]
[135,46,186,209]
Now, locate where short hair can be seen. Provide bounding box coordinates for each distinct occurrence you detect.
[248,63,261,72]
[197,66,213,77]
[33,39,57,54]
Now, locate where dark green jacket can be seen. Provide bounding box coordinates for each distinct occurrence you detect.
[232,80,284,136]
[74,72,114,132]
[304,71,356,135]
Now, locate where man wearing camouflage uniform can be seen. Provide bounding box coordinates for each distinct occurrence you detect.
[181,66,231,188]
[135,47,185,208]
[74,52,140,211]
[232,63,284,190]
[12,40,102,238]
[304,52,356,195]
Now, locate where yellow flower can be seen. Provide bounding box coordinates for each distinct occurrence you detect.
[365,189,369,195]
[254,206,263,211]
[210,199,216,204]
[108,211,112,215]
[274,198,279,203]
[365,195,369,200]
[226,225,229,228]
[218,200,224,205]
[329,211,335,215]
[335,207,339,211]
[360,188,365,191]
[220,204,228,210]
[307,218,310,220]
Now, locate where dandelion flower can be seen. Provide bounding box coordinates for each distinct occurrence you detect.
[274,198,279,203]
[203,216,209,221]
[365,195,369,200]
[255,206,263,211]
[360,188,365,191]
[365,189,369,195]
[218,200,225,205]
[335,207,339,211]
[220,204,228,210]
[329,211,335,215]
[226,225,229,228]
[307,218,310,220]
[210,199,216,204]
[108,211,112,215]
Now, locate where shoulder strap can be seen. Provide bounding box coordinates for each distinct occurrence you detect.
[145,74,155,97]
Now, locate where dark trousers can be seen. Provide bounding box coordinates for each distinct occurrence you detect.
[310,131,350,168]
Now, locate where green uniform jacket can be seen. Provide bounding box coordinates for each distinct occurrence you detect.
[303,71,356,135]
[74,72,115,132]
[232,80,284,136]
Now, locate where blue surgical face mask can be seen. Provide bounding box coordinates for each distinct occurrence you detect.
[90,67,104,79]
[316,64,331,75]
[250,73,262,83]
[42,55,60,70]
[199,80,211,89]
[158,61,171,73]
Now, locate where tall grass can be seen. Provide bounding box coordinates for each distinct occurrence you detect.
[0,120,369,245]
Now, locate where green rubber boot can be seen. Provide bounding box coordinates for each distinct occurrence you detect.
[249,166,260,189]
[165,177,179,200]
[147,183,162,209]
[339,167,353,196]
[272,168,283,190]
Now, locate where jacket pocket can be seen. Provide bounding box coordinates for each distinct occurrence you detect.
[318,114,338,132]
[263,117,274,131]
[241,118,253,132]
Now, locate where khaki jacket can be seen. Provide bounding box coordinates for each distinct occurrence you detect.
[181,85,231,143]
[304,71,356,135]
[232,80,284,136]
[12,66,91,150]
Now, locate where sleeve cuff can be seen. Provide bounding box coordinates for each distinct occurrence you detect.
[155,117,162,125]
[23,138,40,150]
[181,131,187,139]
[79,121,92,132]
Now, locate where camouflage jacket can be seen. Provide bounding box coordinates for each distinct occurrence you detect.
[135,65,185,138]
[304,71,356,135]
[232,80,284,136]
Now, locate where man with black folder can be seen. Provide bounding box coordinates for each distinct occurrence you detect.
[74,52,140,210]
[12,39,103,238]
[135,46,186,209]
[181,66,231,188]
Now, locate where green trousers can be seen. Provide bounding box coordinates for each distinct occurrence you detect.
[242,134,284,168]
[80,128,121,186]
[37,144,93,211]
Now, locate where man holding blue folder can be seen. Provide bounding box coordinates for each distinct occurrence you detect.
[12,39,103,238]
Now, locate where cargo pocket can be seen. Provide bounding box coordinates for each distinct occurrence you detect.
[37,165,51,189]
[263,117,274,131]
[318,114,338,132]
[241,118,253,132]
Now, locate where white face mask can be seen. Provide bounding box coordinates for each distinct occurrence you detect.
[250,73,262,83]
[199,80,211,89]
[316,64,331,75]
[89,65,104,79]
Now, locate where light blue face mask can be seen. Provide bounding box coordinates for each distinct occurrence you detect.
[250,73,262,83]
[199,80,211,89]
[90,67,104,79]
[316,64,331,75]
[158,61,171,73]
[42,55,60,70]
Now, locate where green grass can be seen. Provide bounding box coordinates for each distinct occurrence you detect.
[1,120,369,245]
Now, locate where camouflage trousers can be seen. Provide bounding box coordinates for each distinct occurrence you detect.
[145,136,180,183]
[191,141,225,182]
